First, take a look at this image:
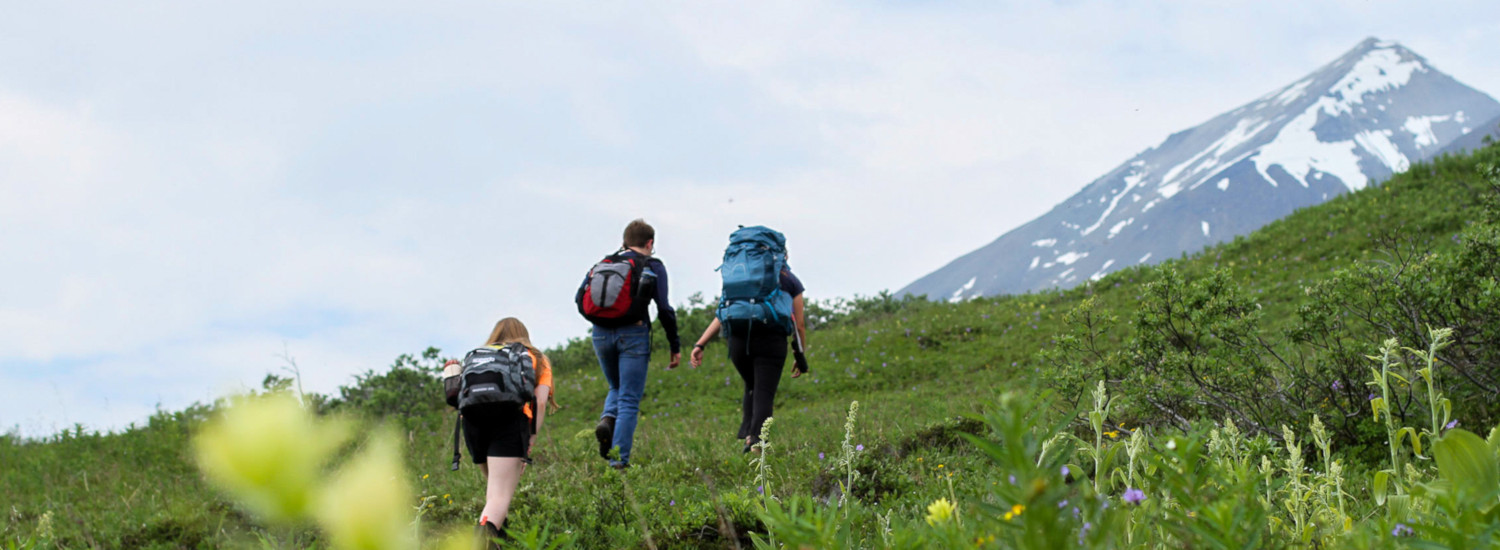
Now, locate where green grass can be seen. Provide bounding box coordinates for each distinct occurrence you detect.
[4,144,1498,548]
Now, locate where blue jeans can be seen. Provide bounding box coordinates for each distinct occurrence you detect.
[593,323,651,465]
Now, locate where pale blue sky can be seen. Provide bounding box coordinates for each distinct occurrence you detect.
[3,0,1498,435]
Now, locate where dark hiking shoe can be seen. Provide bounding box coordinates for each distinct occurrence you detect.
[595,416,616,459]
[476,520,505,549]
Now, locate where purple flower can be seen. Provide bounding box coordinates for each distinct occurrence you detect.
[818,452,825,460]
[1008,474,1016,485]
[1392,523,1413,537]
[856,444,864,452]
[1058,499,1069,509]
[1122,488,1146,504]
[1446,419,1459,430]
[1061,465,1071,477]
[1369,393,1378,401]
[670,500,676,506]
[1079,522,1092,544]
[757,485,764,494]
[1331,380,1343,391]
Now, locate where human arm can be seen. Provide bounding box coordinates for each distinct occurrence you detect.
[650,259,683,367]
[530,355,553,452]
[531,384,550,451]
[690,317,722,368]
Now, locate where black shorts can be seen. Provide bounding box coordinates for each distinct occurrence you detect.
[462,407,532,463]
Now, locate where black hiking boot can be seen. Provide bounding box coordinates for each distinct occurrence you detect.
[595,416,616,459]
[477,520,508,549]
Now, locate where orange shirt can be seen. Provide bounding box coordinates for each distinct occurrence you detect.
[524,350,553,420]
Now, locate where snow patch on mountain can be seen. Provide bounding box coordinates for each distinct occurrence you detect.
[1327,48,1426,112]
[948,277,977,303]
[1254,97,1367,190]
[1404,115,1452,148]
[1355,130,1410,172]
[1081,171,1145,236]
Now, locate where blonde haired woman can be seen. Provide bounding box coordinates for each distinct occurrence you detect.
[452,317,553,543]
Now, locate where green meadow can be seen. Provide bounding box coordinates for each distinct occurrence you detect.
[5,143,1500,548]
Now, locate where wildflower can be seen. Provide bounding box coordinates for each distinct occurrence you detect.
[1078,522,1092,544]
[818,452,825,460]
[1060,465,1070,477]
[1008,475,1016,485]
[1122,488,1146,504]
[670,500,676,506]
[314,433,416,550]
[194,393,348,522]
[1392,523,1413,537]
[1166,439,1177,450]
[1002,504,1026,521]
[1058,499,1068,508]
[1105,431,1119,439]
[856,444,864,452]
[1446,419,1459,430]
[422,474,429,480]
[925,498,956,525]
[1331,380,1343,391]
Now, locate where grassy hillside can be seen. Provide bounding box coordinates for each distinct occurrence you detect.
[4,143,1498,549]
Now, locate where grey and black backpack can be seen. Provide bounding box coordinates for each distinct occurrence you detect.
[448,343,538,470]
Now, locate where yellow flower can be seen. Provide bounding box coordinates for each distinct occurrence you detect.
[314,433,415,550]
[1105,431,1120,439]
[422,474,429,480]
[194,393,348,522]
[925,498,956,526]
[1003,503,1026,521]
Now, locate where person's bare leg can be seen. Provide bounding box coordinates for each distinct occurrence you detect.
[479,457,526,528]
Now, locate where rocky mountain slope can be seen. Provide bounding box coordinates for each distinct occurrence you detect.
[902,38,1500,301]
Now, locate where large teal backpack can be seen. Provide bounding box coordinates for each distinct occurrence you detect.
[716,226,795,334]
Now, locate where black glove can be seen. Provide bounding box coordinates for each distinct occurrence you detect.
[793,349,810,375]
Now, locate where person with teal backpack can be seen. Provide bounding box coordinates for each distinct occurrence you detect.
[690,226,809,452]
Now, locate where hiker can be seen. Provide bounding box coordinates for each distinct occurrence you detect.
[690,226,808,453]
[575,219,681,469]
[443,317,553,543]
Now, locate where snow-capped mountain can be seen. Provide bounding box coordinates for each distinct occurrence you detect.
[901,38,1500,302]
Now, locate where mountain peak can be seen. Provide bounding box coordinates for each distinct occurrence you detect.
[901,40,1500,302]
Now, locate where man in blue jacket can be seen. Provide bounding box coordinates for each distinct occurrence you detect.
[578,219,681,469]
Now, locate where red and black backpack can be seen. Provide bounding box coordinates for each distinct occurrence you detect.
[576,252,653,327]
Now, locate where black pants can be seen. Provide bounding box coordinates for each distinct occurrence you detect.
[727,328,789,443]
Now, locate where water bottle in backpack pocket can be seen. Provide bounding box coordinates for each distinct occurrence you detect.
[716,226,795,334]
